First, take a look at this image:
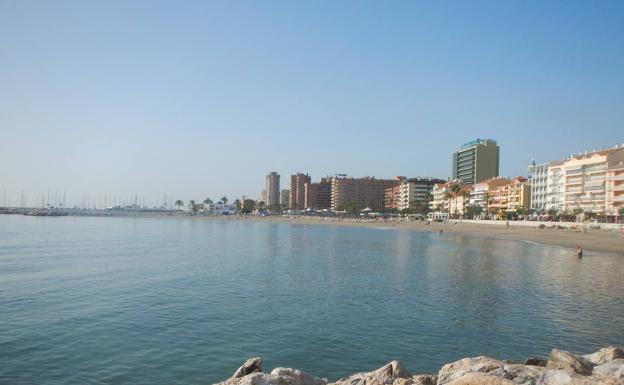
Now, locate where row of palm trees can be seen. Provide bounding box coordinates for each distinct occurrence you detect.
[173,196,236,211]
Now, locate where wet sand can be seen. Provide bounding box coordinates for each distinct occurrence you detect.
[207,215,624,256]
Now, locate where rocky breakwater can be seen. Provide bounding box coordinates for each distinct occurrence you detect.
[215,346,624,385]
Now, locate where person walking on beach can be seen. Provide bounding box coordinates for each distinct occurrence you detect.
[576,246,583,258]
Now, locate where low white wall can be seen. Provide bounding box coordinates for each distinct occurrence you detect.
[457,219,624,231]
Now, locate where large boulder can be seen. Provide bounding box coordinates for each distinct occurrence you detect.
[546,349,593,375]
[412,375,437,385]
[484,363,547,384]
[584,347,624,366]
[270,368,328,385]
[437,356,504,385]
[445,372,516,385]
[233,357,264,378]
[217,369,327,385]
[524,358,547,367]
[330,360,411,385]
[592,359,624,379]
[535,369,621,385]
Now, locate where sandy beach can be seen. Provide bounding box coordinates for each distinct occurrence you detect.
[202,215,624,256]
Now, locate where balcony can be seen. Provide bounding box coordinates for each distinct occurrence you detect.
[566,168,583,175]
[609,174,624,181]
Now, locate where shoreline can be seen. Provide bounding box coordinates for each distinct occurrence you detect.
[194,215,624,256]
[216,346,624,385]
[4,213,624,256]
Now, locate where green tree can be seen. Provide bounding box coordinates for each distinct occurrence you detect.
[203,198,213,205]
[175,200,184,210]
[466,204,483,219]
[189,200,196,212]
[483,192,492,216]
[234,199,242,210]
[344,202,358,214]
[241,199,256,213]
[220,196,228,204]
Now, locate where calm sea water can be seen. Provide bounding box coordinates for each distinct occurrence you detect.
[1,215,623,384]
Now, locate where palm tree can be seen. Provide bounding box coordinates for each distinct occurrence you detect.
[175,200,184,210]
[220,196,228,204]
[459,188,471,218]
[203,198,213,205]
[188,200,196,212]
[483,192,492,217]
[443,191,453,214]
[233,199,242,210]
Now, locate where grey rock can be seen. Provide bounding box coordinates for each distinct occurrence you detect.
[270,368,328,385]
[331,360,411,385]
[437,356,504,385]
[593,359,624,379]
[233,357,264,378]
[218,369,327,385]
[584,347,624,366]
[524,358,547,367]
[412,375,437,385]
[535,369,621,385]
[445,372,516,385]
[546,349,593,375]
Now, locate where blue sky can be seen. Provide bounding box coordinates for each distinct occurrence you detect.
[1,1,623,207]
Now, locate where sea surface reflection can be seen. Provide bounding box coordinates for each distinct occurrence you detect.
[0,215,622,384]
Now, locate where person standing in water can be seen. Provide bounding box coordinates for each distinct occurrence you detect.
[576,246,583,258]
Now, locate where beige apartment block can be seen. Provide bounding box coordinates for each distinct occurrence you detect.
[557,146,624,216]
[506,177,531,212]
[608,160,624,219]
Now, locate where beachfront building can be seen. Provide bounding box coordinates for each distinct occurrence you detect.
[429,183,448,213]
[546,160,565,212]
[507,177,531,212]
[527,160,549,212]
[537,145,624,220]
[559,146,624,216]
[452,139,500,184]
[265,171,280,208]
[304,177,332,210]
[330,176,401,212]
[487,176,531,215]
[469,177,510,212]
[205,202,237,215]
[280,190,290,209]
[384,184,402,210]
[608,158,624,222]
[289,173,311,210]
[429,180,469,217]
[388,177,445,211]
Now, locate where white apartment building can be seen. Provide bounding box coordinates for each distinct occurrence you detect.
[546,160,565,211]
[205,202,237,215]
[396,177,444,210]
[527,161,549,211]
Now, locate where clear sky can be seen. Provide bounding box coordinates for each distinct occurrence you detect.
[1,0,623,207]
